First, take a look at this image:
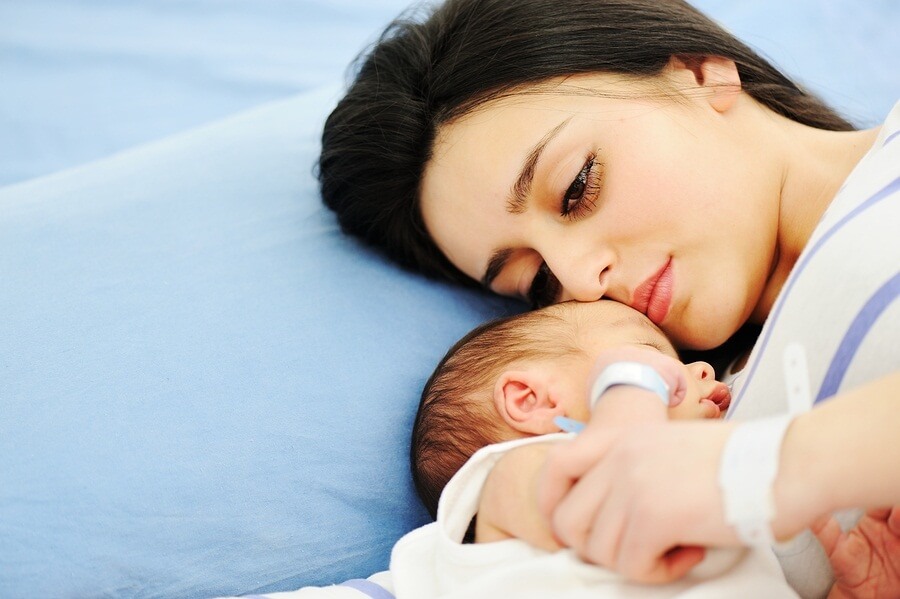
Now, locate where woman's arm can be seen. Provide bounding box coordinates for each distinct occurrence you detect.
[538,371,900,583]
[774,371,900,534]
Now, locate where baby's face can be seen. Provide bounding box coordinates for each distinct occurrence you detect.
[546,301,731,421]
[670,360,732,420]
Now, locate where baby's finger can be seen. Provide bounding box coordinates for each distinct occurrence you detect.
[888,505,900,535]
[615,507,702,583]
[863,506,892,521]
[551,460,614,559]
[651,546,707,584]
[809,514,842,556]
[538,435,611,521]
[651,545,706,583]
[537,447,581,524]
[579,479,626,567]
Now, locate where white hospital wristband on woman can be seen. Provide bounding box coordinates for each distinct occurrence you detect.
[718,414,794,545]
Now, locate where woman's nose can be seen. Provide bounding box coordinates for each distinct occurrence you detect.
[546,248,614,303]
[528,219,616,303]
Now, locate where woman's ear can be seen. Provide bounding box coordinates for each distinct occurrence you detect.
[668,55,741,113]
[493,370,565,435]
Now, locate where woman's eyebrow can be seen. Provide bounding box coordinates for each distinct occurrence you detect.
[481,248,513,289]
[483,117,574,289]
[506,116,573,215]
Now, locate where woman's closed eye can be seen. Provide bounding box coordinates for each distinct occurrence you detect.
[561,154,601,219]
[523,154,602,307]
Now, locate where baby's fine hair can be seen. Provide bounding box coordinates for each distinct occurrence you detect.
[412,307,583,518]
[318,0,854,292]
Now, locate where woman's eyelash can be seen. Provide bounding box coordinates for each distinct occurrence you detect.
[527,261,561,309]
[560,154,601,219]
[525,153,601,307]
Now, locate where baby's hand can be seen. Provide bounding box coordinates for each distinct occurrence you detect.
[568,347,674,479]
[475,442,560,551]
[811,506,900,598]
[589,345,687,426]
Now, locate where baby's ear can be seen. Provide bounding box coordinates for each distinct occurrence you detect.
[493,370,563,435]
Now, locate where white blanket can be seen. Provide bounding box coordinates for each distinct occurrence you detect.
[232,435,798,599]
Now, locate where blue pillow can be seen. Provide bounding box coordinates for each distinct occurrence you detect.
[0,85,519,597]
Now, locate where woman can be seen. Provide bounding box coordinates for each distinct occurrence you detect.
[318,0,899,596]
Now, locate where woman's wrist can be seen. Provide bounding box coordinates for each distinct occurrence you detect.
[713,411,831,545]
[718,414,795,545]
[771,372,900,538]
[712,409,840,545]
[769,409,836,540]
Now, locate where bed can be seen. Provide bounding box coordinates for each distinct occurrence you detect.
[1,1,897,597]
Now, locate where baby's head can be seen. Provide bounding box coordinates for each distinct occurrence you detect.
[412,300,729,517]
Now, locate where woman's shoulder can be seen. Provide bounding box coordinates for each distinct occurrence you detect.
[882,99,900,140]
[822,100,900,221]
[728,103,900,419]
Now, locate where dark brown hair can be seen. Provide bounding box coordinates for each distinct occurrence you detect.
[318,0,854,288]
[411,307,581,518]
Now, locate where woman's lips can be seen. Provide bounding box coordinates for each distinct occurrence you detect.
[633,258,674,325]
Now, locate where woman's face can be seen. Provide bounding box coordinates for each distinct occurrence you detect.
[420,72,782,349]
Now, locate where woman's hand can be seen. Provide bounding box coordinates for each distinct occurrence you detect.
[538,417,738,583]
[812,506,900,599]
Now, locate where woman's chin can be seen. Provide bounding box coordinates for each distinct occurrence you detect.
[665,309,741,352]
[667,324,730,353]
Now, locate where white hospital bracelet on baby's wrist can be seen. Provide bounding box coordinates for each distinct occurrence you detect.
[718,414,794,546]
[589,362,670,410]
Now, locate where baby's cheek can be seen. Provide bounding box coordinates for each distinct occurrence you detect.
[666,403,692,421]
[667,398,711,421]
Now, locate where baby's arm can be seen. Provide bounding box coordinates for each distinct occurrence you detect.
[475,347,679,548]
[475,440,560,550]
[474,398,660,550]
[812,506,900,599]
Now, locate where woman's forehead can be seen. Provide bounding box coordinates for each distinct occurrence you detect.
[442,71,661,123]
[429,76,668,165]
[431,97,557,158]
[424,92,583,203]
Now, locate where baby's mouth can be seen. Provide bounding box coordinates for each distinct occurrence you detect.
[707,382,732,413]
